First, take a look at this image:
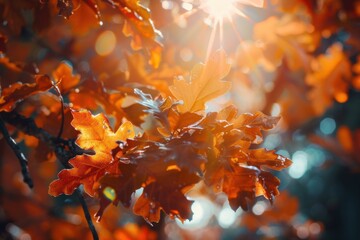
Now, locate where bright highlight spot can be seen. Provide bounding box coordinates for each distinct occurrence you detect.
[95,31,116,56]
[264,134,281,149]
[252,201,267,215]
[182,2,193,11]
[103,186,116,201]
[271,103,281,116]
[309,222,322,235]
[334,92,348,103]
[277,149,291,158]
[177,198,213,229]
[201,0,236,20]
[297,225,310,239]
[320,117,336,135]
[180,48,193,62]
[162,0,174,10]
[305,146,326,167]
[289,151,308,179]
[218,207,236,228]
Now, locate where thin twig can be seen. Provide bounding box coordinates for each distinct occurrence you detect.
[0,111,53,143]
[52,84,65,139]
[75,189,99,240]
[0,111,99,239]
[0,117,33,188]
[0,111,84,158]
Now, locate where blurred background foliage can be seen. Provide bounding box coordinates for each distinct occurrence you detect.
[1,0,360,239]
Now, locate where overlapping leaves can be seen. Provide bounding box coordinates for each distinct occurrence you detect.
[48,109,135,196]
[0,57,53,112]
[47,51,291,224]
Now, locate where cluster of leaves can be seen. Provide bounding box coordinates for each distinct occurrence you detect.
[236,0,360,116]
[46,50,291,224]
[230,0,360,170]
[0,0,299,238]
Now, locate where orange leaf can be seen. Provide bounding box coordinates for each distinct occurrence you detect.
[52,62,80,93]
[133,194,162,223]
[0,75,52,112]
[133,170,198,223]
[48,110,135,196]
[306,44,352,115]
[247,148,292,171]
[169,49,231,113]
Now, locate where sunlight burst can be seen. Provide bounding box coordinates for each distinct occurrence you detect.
[200,0,237,21]
[200,0,264,23]
[196,0,264,59]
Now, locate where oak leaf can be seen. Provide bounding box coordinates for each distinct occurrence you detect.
[251,15,315,71]
[52,62,80,94]
[169,49,231,113]
[116,0,163,68]
[306,44,352,115]
[48,110,135,196]
[241,191,299,231]
[133,170,199,223]
[0,75,52,112]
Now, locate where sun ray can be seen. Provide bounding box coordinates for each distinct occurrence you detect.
[158,0,265,62]
[196,0,264,58]
[229,19,264,82]
[205,20,218,60]
[219,18,224,46]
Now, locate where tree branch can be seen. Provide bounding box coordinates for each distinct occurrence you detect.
[0,111,53,143]
[0,111,85,163]
[75,189,99,240]
[0,116,33,188]
[0,111,99,240]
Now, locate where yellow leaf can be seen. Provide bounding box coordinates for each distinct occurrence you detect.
[169,49,231,113]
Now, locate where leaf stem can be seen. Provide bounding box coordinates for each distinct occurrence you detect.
[52,84,65,139]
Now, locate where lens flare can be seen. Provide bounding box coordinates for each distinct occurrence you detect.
[197,0,264,59]
[201,0,237,21]
[200,0,264,22]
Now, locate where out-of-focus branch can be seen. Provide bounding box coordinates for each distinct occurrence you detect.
[0,110,99,240]
[0,111,85,162]
[0,116,33,188]
[0,111,53,143]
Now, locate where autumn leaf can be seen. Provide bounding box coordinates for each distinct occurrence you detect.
[0,57,38,88]
[133,170,199,223]
[95,163,144,220]
[0,75,52,112]
[246,148,292,171]
[169,49,231,113]
[126,52,184,94]
[232,111,281,143]
[48,110,135,196]
[83,0,101,21]
[115,0,163,68]
[251,15,315,71]
[306,44,352,115]
[52,62,80,93]
[202,108,291,211]
[69,77,128,129]
[241,191,299,231]
[0,0,35,34]
[57,0,73,19]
